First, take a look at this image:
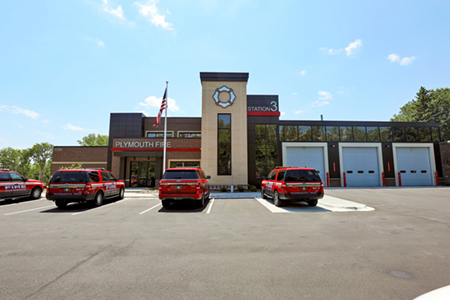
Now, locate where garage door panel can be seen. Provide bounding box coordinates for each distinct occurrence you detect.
[396,148,432,186]
[342,147,380,187]
[285,147,325,183]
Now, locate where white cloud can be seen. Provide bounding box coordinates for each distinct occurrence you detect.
[295,110,304,114]
[388,53,400,62]
[387,53,416,66]
[299,70,307,76]
[135,0,173,30]
[280,111,286,116]
[328,48,342,55]
[400,56,416,66]
[0,105,40,120]
[42,120,50,124]
[337,90,345,94]
[139,95,179,112]
[345,39,362,56]
[102,0,126,20]
[293,92,298,96]
[318,91,332,100]
[62,124,85,132]
[97,40,105,47]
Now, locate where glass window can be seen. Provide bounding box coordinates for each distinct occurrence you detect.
[10,172,24,181]
[299,126,312,141]
[392,127,405,142]
[163,170,199,179]
[285,170,321,182]
[0,173,11,182]
[268,170,277,180]
[406,127,419,142]
[276,170,286,181]
[312,126,325,141]
[326,126,339,141]
[353,126,366,142]
[380,127,392,142]
[432,127,440,142]
[147,132,173,138]
[88,171,100,183]
[218,114,231,175]
[170,161,200,168]
[279,126,298,141]
[419,127,431,142]
[367,127,380,142]
[266,124,277,136]
[255,124,279,179]
[50,171,88,183]
[255,124,266,136]
[340,126,353,141]
[179,132,201,138]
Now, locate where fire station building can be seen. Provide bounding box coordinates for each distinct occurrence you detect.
[52,72,450,188]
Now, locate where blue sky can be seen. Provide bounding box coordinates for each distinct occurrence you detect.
[1,0,450,149]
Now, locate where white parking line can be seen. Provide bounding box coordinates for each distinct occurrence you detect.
[4,205,55,216]
[139,203,161,215]
[206,198,215,214]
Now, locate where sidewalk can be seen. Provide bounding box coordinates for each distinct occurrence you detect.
[124,188,372,211]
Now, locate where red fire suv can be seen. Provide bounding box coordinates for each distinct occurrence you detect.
[159,167,210,208]
[46,169,125,209]
[0,169,44,201]
[261,167,324,207]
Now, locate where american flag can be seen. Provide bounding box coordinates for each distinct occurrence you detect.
[153,88,167,128]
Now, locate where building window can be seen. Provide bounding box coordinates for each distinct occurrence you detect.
[170,161,201,168]
[147,132,173,138]
[326,126,339,141]
[178,132,201,138]
[279,126,298,141]
[255,124,278,179]
[392,127,405,142]
[431,127,440,142]
[218,114,231,175]
[380,127,392,142]
[367,127,380,142]
[340,126,353,141]
[353,126,366,142]
[406,127,419,142]
[419,127,431,142]
[299,126,312,141]
[312,126,326,141]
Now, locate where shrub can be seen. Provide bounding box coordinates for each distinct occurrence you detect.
[220,186,227,192]
[237,186,245,192]
[249,185,257,192]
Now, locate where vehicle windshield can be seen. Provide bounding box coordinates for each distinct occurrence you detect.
[285,170,321,182]
[50,171,89,183]
[163,170,199,180]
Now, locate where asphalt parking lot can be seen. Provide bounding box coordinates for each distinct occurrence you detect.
[1,187,450,300]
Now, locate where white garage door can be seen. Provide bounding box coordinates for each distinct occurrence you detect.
[285,147,325,184]
[342,147,380,187]
[396,147,432,186]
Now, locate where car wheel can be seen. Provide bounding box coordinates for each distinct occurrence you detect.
[308,199,318,207]
[118,187,125,200]
[261,187,267,199]
[93,191,104,207]
[161,200,170,209]
[197,191,205,207]
[55,200,67,209]
[30,187,42,200]
[273,190,283,207]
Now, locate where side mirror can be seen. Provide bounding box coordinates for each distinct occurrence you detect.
[206,175,211,179]
[23,178,28,182]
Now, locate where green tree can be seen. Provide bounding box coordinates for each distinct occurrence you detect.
[0,147,21,170]
[29,142,53,181]
[391,87,450,141]
[77,133,109,146]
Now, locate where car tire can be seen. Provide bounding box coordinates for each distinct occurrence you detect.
[30,187,42,200]
[261,187,267,199]
[308,199,318,207]
[161,200,170,209]
[55,200,67,209]
[93,191,104,207]
[273,190,283,207]
[118,187,125,200]
[197,191,205,207]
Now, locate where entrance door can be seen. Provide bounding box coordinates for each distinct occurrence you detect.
[130,162,156,187]
[342,147,380,187]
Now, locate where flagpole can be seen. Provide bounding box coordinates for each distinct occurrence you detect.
[163,81,168,172]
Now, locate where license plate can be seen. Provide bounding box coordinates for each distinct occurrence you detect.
[63,188,71,192]
[176,186,182,190]
[301,187,307,191]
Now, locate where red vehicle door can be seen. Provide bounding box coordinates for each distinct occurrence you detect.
[0,172,12,199]
[10,172,28,198]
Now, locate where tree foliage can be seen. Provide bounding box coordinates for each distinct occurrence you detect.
[77,133,109,146]
[391,86,450,141]
[0,143,53,183]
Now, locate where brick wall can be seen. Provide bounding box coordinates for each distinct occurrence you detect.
[52,146,108,174]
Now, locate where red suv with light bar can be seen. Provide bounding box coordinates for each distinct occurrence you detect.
[0,169,44,201]
[261,167,324,207]
[46,169,125,209]
[159,167,210,208]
